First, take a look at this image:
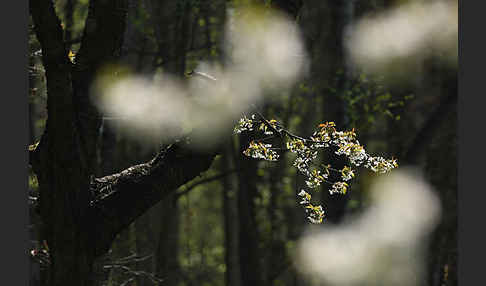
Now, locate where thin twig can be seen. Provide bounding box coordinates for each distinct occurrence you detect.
[109,253,153,265]
[103,264,164,284]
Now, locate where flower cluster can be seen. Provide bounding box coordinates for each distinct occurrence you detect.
[332,129,358,146]
[341,166,355,181]
[305,169,329,188]
[243,141,279,161]
[298,189,312,205]
[233,115,256,134]
[306,205,325,224]
[287,138,308,153]
[258,119,278,135]
[364,156,398,174]
[234,115,398,224]
[287,139,318,177]
[298,190,325,224]
[336,142,368,166]
[330,182,349,195]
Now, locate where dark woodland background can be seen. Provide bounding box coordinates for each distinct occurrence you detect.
[28,0,457,285]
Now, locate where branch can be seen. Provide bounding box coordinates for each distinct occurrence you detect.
[107,253,153,265]
[74,0,128,72]
[120,277,135,286]
[29,0,70,76]
[175,169,238,199]
[29,142,39,167]
[186,70,218,81]
[89,141,218,256]
[29,0,77,163]
[103,264,163,284]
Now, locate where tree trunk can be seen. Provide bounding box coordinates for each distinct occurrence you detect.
[222,139,241,286]
[30,1,217,285]
[267,151,288,284]
[299,0,355,223]
[151,1,192,284]
[155,194,180,286]
[236,134,266,286]
[423,66,457,286]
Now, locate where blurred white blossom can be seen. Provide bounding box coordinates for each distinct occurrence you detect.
[295,168,441,286]
[345,0,457,80]
[94,5,307,148]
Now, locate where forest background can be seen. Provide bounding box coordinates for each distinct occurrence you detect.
[28,0,457,285]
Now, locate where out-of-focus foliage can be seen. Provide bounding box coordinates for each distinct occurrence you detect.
[328,71,414,130]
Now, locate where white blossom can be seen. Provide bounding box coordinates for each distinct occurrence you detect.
[330,182,349,195]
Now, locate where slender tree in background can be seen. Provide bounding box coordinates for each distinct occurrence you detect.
[221,138,242,286]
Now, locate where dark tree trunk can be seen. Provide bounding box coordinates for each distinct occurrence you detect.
[421,66,457,286]
[299,0,355,223]
[64,0,74,45]
[150,1,193,284]
[30,1,101,284]
[222,139,241,286]
[29,1,217,285]
[236,134,266,286]
[267,152,288,284]
[155,194,180,286]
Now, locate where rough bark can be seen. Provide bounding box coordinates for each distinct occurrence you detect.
[30,1,94,284]
[90,142,217,255]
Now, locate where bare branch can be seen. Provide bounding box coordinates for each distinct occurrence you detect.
[119,277,135,286]
[175,169,238,199]
[29,0,70,75]
[29,0,77,156]
[103,264,163,284]
[108,253,153,265]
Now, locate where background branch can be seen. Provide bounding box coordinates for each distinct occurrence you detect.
[175,169,238,199]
